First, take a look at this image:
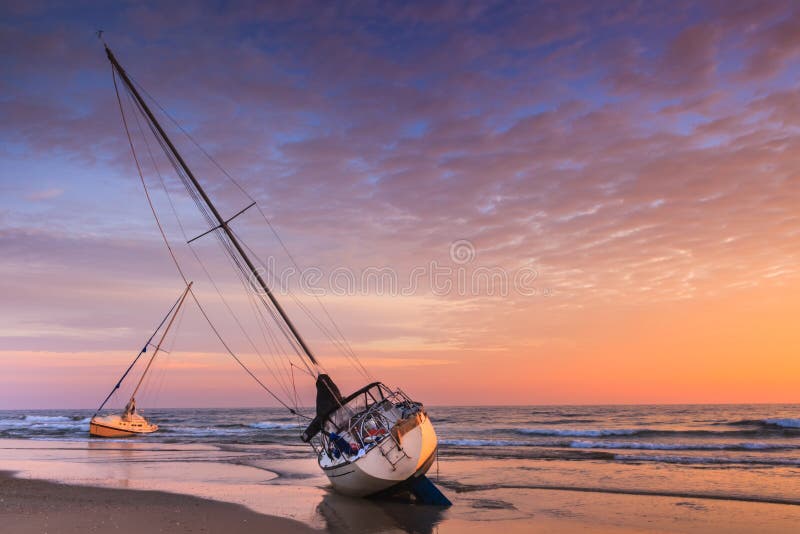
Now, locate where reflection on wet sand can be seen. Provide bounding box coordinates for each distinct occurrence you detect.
[87,439,138,487]
[318,491,448,534]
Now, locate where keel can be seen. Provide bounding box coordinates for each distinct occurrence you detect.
[409,476,452,507]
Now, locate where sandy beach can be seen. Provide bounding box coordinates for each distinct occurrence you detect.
[1,471,316,534]
[4,464,800,534]
[2,430,800,533]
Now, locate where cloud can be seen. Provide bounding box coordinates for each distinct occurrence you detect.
[24,187,64,201]
[323,356,453,369]
[2,1,800,404]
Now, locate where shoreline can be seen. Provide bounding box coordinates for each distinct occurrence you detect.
[4,435,800,533]
[7,467,800,534]
[0,470,319,534]
[442,481,800,507]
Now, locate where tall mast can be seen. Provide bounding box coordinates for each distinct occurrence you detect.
[105,45,320,368]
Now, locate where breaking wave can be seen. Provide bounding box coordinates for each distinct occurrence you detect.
[569,440,798,451]
[724,418,800,430]
[515,425,800,439]
[24,415,73,423]
[763,418,800,429]
[248,421,301,430]
[516,428,639,437]
[0,415,91,428]
[441,438,800,453]
[615,454,800,466]
[526,419,598,425]
[440,439,522,447]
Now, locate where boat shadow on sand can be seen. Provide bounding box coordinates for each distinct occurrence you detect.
[317,491,448,534]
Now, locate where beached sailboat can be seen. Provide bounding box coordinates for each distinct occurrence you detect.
[301,376,440,497]
[103,43,448,503]
[90,283,192,438]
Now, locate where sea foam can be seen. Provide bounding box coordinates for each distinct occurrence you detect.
[248,421,301,430]
[23,415,73,423]
[614,454,800,466]
[517,428,639,437]
[440,439,521,447]
[764,418,800,429]
[569,440,795,451]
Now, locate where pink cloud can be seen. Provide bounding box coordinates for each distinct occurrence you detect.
[25,188,64,201]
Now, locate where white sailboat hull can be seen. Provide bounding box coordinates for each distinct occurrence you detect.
[322,411,438,497]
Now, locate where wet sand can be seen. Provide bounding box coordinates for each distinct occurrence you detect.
[0,471,317,534]
[3,439,800,533]
[5,470,800,534]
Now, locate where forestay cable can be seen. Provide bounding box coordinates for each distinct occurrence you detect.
[128,75,371,380]
[111,65,309,418]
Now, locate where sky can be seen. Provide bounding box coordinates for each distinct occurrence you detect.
[1,1,799,409]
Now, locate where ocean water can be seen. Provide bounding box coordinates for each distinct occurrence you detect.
[3,404,800,464]
[2,404,800,530]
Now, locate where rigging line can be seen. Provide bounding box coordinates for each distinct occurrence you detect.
[235,232,370,379]
[231,233,347,355]
[129,283,193,402]
[126,90,194,239]
[128,112,296,402]
[187,287,310,419]
[256,204,366,363]
[231,235,344,352]
[235,233,344,350]
[223,252,299,399]
[227,247,296,362]
[290,363,300,414]
[122,70,323,374]
[113,68,186,283]
[249,294,308,390]
[93,288,184,416]
[219,229,309,367]
[127,87,314,379]
[129,75,366,377]
[126,89,286,403]
[129,75,256,201]
[146,287,187,411]
[249,199,368,374]
[209,249,298,400]
[209,225,313,374]
[124,87,216,242]
[288,361,318,413]
[132,119,300,409]
[216,236,299,374]
[157,156,312,387]
[250,205,372,379]
[130,96,311,415]
[112,65,305,416]
[137,98,216,230]
[247,274,319,377]
[243,202,368,376]
[290,361,317,378]
[283,290,363,376]
[228,258,301,397]
[125,85,302,381]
